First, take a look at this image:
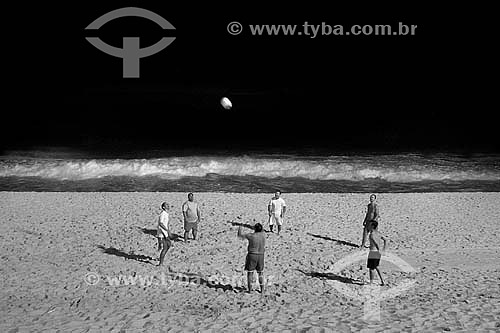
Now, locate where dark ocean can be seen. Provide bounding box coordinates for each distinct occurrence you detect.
[0,149,499,192]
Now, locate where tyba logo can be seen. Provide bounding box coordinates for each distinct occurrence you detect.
[327,250,417,322]
[85,7,176,78]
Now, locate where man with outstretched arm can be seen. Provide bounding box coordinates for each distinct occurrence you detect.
[238,223,266,293]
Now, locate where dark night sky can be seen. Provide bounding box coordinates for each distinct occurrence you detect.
[2,3,496,154]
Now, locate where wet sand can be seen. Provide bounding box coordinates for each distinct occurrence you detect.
[1,192,499,332]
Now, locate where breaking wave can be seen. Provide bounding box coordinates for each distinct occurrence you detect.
[1,155,499,183]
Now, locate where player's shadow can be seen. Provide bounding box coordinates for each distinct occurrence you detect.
[297,269,364,285]
[228,222,255,230]
[307,233,358,248]
[228,221,274,233]
[166,270,247,293]
[138,227,184,242]
[97,245,155,264]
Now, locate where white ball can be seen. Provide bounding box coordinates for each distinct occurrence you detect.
[220,97,232,110]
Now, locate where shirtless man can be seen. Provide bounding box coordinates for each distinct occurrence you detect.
[360,194,379,248]
[237,223,266,293]
[182,193,201,242]
[367,221,387,285]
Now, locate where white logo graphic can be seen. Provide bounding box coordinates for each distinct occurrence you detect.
[327,250,417,321]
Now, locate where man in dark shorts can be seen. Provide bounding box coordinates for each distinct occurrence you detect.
[367,221,387,285]
[361,194,380,248]
[237,223,266,293]
[182,192,201,242]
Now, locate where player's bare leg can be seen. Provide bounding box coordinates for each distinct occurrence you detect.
[247,271,253,292]
[376,267,385,286]
[158,238,171,267]
[257,272,265,293]
[369,269,375,284]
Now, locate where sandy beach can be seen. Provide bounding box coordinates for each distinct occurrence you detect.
[1,192,499,332]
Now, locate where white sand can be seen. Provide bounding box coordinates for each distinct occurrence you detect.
[1,192,499,332]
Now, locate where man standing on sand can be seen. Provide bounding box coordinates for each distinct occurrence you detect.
[182,192,201,242]
[360,194,379,248]
[367,221,387,285]
[238,223,266,293]
[268,190,286,234]
[157,202,172,267]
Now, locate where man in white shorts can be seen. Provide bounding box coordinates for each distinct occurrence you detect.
[268,190,286,235]
[157,202,172,267]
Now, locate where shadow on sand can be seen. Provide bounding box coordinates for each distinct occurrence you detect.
[138,227,184,242]
[307,233,359,248]
[97,245,156,264]
[297,269,364,285]
[164,270,248,293]
[229,221,273,233]
[229,221,255,229]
